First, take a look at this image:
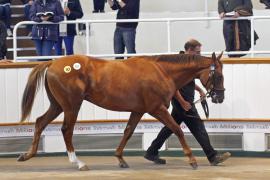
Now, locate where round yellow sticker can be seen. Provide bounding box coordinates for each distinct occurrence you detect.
[64,66,71,73]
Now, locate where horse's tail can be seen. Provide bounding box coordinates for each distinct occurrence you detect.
[20,61,53,123]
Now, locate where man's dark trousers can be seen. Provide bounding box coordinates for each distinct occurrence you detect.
[146,105,218,162]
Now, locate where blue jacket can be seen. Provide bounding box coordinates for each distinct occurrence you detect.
[29,0,64,41]
[65,0,84,36]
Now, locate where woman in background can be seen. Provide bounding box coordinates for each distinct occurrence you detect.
[29,0,64,59]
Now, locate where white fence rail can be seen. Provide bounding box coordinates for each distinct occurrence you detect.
[12,16,270,61]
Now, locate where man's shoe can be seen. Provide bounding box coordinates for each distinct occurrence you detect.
[211,152,231,166]
[144,153,166,164]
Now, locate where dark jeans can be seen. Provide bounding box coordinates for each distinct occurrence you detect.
[93,0,105,11]
[54,35,75,55]
[114,26,136,59]
[0,5,11,29]
[33,39,55,60]
[146,105,217,163]
[24,4,32,32]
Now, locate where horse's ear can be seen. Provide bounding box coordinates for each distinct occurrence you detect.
[211,52,217,61]
[217,51,223,61]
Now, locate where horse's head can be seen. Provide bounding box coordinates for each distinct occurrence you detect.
[200,52,225,103]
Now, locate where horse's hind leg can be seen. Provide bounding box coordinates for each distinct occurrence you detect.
[115,112,143,168]
[150,106,197,169]
[17,104,62,161]
[61,107,88,171]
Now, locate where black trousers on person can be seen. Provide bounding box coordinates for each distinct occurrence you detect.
[146,105,218,162]
[93,0,105,11]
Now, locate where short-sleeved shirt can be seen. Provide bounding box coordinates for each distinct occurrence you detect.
[171,80,195,112]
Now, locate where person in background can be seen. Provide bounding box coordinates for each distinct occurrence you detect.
[0,20,7,60]
[54,0,83,56]
[0,0,12,37]
[108,0,140,59]
[144,39,231,166]
[218,0,258,57]
[21,0,34,36]
[260,0,270,9]
[93,0,106,13]
[29,0,64,59]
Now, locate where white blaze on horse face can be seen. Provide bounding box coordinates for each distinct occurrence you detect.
[67,151,86,169]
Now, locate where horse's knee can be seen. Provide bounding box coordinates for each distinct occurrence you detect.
[61,125,67,134]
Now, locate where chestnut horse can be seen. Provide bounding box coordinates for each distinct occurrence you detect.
[18,53,224,171]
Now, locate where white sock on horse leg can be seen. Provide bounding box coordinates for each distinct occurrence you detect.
[67,151,86,169]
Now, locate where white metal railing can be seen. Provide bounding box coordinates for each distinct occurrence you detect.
[12,16,270,61]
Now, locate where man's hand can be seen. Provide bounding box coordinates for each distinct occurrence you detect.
[64,7,71,15]
[180,100,192,112]
[219,12,225,19]
[198,90,206,98]
[107,0,114,7]
[233,11,240,18]
[41,16,50,21]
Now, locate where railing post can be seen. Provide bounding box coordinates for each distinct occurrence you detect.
[204,0,210,28]
[167,20,171,53]
[250,17,255,58]
[85,22,90,56]
[13,23,19,62]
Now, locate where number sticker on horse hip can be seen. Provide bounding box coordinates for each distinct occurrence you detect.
[73,63,81,70]
[64,66,72,73]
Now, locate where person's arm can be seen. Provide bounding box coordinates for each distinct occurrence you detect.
[174,90,192,111]
[108,0,120,10]
[195,84,206,98]
[116,0,126,8]
[49,1,64,23]
[29,2,42,22]
[218,0,225,18]
[65,0,83,20]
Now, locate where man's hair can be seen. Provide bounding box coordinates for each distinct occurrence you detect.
[184,39,201,51]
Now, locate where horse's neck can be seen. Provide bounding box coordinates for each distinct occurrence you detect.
[159,58,212,89]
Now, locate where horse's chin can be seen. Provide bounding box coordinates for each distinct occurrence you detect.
[211,97,224,104]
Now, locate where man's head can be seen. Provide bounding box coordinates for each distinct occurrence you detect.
[184,39,202,55]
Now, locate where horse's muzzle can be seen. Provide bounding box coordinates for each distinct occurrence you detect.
[210,89,224,104]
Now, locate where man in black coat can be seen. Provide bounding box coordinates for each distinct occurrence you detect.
[144,39,231,166]
[218,0,258,57]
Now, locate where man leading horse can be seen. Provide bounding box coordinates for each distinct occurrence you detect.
[144,39,231,166]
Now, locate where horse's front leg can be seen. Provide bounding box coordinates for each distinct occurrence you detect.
[150,106,197,169]
[62,110,89,171]
[115,112,143,168]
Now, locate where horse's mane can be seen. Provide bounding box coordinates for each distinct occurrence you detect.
[150,54,209,65]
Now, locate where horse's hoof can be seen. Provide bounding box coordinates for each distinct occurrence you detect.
[79,165,89,171]
[17,154,26,162]
[119,162,129,168]
[190,162,198,170]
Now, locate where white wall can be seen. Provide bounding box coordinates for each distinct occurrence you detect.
[1,63,270,123]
